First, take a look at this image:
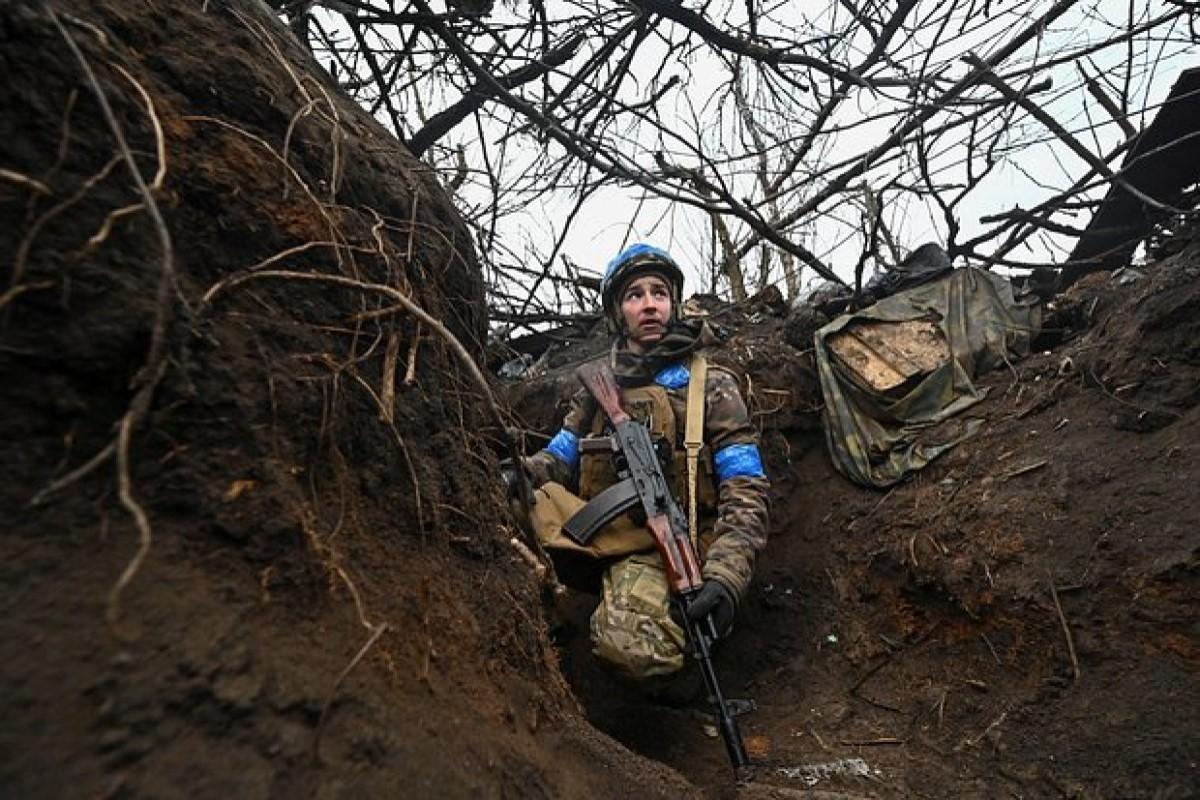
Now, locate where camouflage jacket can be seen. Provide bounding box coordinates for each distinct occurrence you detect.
[526,349,770,606]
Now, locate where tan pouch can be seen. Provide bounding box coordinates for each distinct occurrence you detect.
[530,482,653,558]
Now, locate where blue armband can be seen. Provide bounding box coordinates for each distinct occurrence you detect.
[654,363,690,389]
[714,443,765,482]
[543,428,580,467]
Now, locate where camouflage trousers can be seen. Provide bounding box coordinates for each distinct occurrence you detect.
[591,552,687,678]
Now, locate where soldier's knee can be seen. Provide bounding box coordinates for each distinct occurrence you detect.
[590,554,686,678]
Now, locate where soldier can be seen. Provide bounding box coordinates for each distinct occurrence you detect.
[511,243,770,683]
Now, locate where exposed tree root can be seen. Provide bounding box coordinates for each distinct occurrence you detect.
[0,168,51,196]
[29,439,117,507]
[52,9,177,638]
[0,279,55,313]
[312,621,389,763]
[201,267,559,585]
[11,154,121,294]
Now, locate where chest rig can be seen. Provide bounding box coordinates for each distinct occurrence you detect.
[577,370,718,520]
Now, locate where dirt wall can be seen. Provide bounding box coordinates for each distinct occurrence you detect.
[0,2,691,797]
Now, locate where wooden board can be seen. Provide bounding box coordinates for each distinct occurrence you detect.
[826,318,950,393]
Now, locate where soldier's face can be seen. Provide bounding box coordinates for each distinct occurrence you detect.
[619,274,672,353]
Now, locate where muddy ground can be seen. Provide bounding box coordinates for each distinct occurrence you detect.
[2,1,1197,799]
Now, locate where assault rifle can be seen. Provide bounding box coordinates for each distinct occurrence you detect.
[573,360,750,777]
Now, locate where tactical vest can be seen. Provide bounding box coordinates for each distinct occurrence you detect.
[528,368,721,571]
[577,382,718,514]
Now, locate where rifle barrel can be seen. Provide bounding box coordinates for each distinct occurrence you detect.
[682,598,750,772]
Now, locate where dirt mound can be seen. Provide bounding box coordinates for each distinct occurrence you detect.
[1,2,690,797]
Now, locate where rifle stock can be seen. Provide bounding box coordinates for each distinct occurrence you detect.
[576,361,630,425]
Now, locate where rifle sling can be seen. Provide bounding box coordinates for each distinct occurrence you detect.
[561,477,640,546]
[684,353,707,552]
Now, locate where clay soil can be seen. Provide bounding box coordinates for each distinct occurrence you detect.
[2,2,1197,799]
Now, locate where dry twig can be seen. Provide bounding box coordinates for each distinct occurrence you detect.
[1000,459,1048,480]
[510,537,547,582]
[955,708,1009,751]
[1046,570,1081,681]
[966,51,1186,216]
[979,632,1003,666]
[1089,366,1181,420]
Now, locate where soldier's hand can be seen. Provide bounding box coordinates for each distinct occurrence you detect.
[499,458,527,500]
[688,580,736,640]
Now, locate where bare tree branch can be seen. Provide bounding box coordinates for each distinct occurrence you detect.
[406,32,584,157]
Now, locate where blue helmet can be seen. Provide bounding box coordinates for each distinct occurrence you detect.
[599,243,685,332]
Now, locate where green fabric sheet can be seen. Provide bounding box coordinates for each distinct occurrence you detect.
[815,267,1042,488]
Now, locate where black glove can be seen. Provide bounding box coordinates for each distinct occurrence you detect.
[686,579,737,640]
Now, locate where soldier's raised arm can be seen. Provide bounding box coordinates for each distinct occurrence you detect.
[701,367,771,608]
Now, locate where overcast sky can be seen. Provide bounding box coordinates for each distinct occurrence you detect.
[502,1,1194,294]
[313,1,1194,307]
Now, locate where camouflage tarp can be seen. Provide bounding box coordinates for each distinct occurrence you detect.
[816,267,1042,488]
